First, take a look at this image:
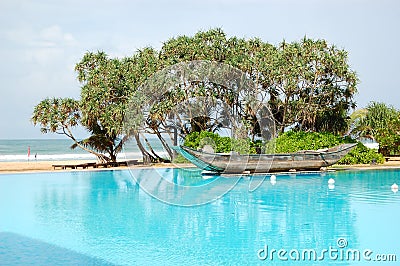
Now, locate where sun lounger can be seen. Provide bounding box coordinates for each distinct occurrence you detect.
[52,162,97,170]
[52,164,77,170]
[52,160,136,170]
[75,162,97,169]
[385,156,400,162]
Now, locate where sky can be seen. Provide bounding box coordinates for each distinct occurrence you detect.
[0,0,399,139]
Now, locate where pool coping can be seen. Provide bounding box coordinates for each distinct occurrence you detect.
[1,160,400,175]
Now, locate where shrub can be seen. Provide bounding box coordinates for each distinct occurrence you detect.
[270,131,384,165]
[338,142,385,164]
[183,130,385,164]
[270,131,348,153]
[183,131,256,154]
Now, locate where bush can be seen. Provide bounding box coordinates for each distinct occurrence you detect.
[337,142,385,164]
[270,131,349,153]
[269,131,384,165]
[183,130,385,165]
[183,131,256,154]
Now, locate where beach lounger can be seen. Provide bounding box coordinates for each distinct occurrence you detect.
[52,162,97,170]
[52,161,135,170]
[52,164,77,170]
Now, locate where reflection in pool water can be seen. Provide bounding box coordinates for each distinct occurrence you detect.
[0,168,399,265]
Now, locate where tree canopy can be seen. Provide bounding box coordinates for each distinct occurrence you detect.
[32,28,358,162]
[350,102,400,156]
[158,29,358,133]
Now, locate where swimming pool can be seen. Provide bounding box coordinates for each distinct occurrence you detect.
[0,168,399,265]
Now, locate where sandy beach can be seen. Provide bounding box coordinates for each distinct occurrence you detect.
[0,160,95,173]
[1,159,400,174]
[0,160,198,174]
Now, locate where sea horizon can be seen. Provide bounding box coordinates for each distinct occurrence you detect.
[0,138,170,162]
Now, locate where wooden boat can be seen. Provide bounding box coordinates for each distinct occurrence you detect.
[173,143,357,174]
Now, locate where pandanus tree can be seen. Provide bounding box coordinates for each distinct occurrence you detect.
[265,38,358,134]
[156,30,269,139]
[73,51,129,162]
[31,97,110,161]
[32,52,130,162]
[74,48,164,163]
[123,47,173,163]
[32,49,160,163]
[158,30,358,135]
[33,28,359,163]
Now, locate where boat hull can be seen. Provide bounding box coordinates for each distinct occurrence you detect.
[174,143,357,174]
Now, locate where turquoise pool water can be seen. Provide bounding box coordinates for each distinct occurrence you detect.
[0,168,399,265]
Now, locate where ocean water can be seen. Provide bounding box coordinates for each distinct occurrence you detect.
[0,138,170,162]
[0,168,399,265]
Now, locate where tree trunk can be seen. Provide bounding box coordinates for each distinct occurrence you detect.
[96,154,110,163]
[140,132,168,162]
[109,151,117,162]
[64,127,109,163]
[134,132,155,164]
[154,128,173,159]
[114,134,130,155]
[280,101,287,133]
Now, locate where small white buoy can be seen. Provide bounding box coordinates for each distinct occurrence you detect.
[328,178,335,185]
[391,183,399,193]
[328,184,335,190]
[270,175,277,185]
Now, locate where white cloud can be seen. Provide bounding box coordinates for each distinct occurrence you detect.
[4,26,33,45]
[3,24,79,67]
[25,47,64,65]
[5,24,77,48]
[39,25,77,46]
